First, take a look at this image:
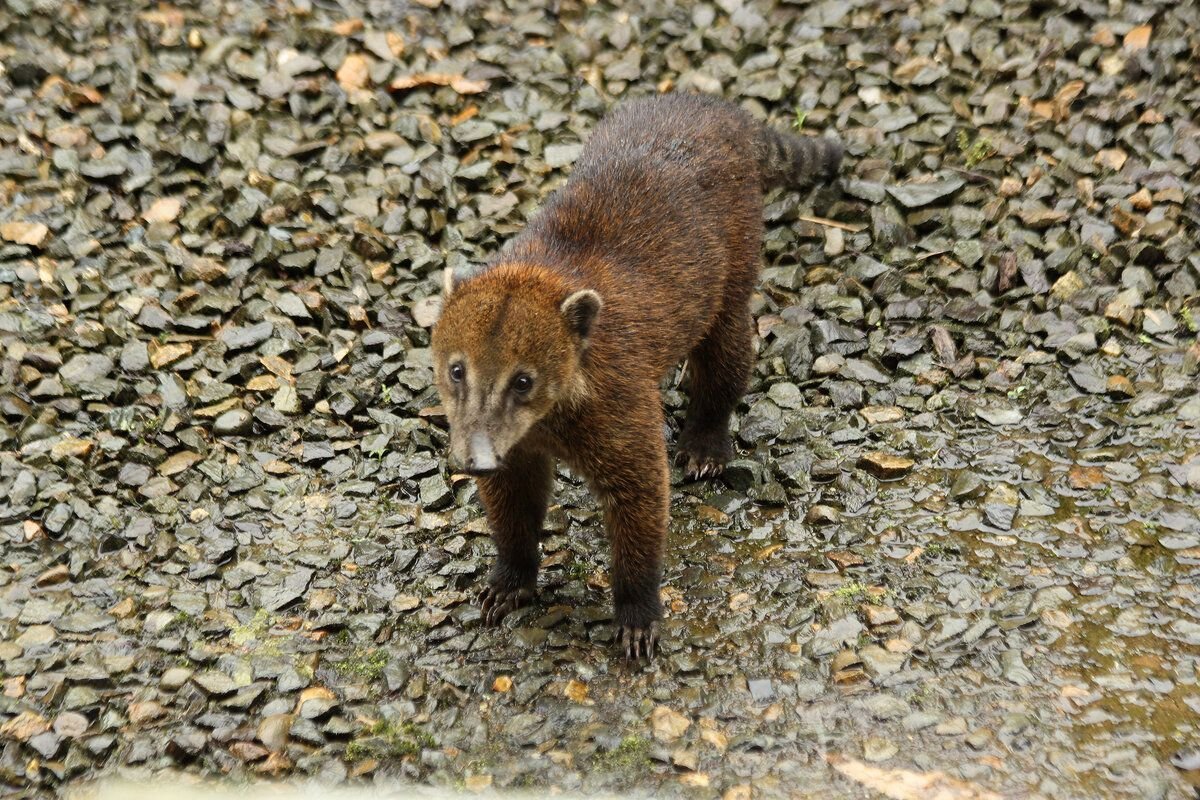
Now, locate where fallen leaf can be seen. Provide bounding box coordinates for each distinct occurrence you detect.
[158,450,202,476]
[51,437,93,460]
[464,774,493,792]
[828,755,1002,800]
[564,679,589,703]
[1123,24,1151,51]
[651,705,692,742]
[390,72,489,95]
[143,196,182,223]
[331,18,364,36]
[0,711,50,741]
[128,701,168,725]
[0,221,50,247]
[451,104,479,126]
[337,54,371,91]
[700,727,728,752]
[1052,79,1085,121]
[1094,148,1128,171]
[297,686,335,706]
[149,341,192,368]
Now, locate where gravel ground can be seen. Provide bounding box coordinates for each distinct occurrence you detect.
[2,0,1199,798]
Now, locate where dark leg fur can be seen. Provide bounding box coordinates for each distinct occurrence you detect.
[678,301,754,481]
[605,480,667,661]
[476,447,554,625]
[591,398,670,661]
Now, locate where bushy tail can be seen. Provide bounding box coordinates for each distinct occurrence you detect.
[756,125,843,189]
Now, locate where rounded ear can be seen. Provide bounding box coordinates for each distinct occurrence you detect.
[561,289,603,340]
[442,267,456,299]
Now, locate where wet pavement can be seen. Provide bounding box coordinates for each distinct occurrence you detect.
[1,0,1198,797]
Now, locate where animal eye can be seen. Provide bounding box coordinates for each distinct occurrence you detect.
[449,363,465,383]
[512,374,533,395]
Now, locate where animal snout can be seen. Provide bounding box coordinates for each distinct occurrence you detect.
[463,431,499,476]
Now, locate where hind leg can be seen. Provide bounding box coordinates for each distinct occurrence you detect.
[677,305,753,480]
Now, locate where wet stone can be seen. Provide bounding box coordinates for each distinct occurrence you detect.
[419,475,453,510]
[857,452,915,480]
[805,504,840,525]
[976,406,1022,426]
[194,671,239,696]
[739,399,784,442]
[218,322,274,350]
[747,679,774,702]
[951,471,984,499]
[214,409,252,435]
[859,646,905,678]
[1069,362,1108,394]
[886,177,965,208]
[1128,392,1171,416]
[983,483,1020,531]
[59,354,113,385]
[723,459,763,491]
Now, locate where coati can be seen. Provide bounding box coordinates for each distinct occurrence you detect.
[430,93,842,659]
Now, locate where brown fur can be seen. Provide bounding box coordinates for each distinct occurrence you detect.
[430,93,842,659]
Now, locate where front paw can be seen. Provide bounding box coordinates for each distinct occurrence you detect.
[617,621,660,661]
[479,582,534,626]
[675,429,733,481]
[614,599,662,661]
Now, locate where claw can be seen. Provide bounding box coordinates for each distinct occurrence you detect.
[479,584,533,626]
[684,458,726,481]
[617,622,659,662]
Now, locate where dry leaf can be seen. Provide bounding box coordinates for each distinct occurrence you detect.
[1052,80,1085,121]
[1094,148,1128,171]
[143,196,182,223]
[464,774,493,792]
[1091,25,1115,47]
[247,375,279,392]
[564,679,589,703]
[0,711,50,741]
[158,450,201,476]
[128,701,167,725]
[149,341,192,368]
[1123,24,1151,51]
[139,6,184,27]
[51,437,93,460]
[390,72,489,95]
[651,706,691,742]
[297,686,334,706]
[1,221,50,247]
[331,18,364,36]
[451,104,479,126]
[337,54,371,91]
[828,755,1002,800]
[386,31,406,57]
